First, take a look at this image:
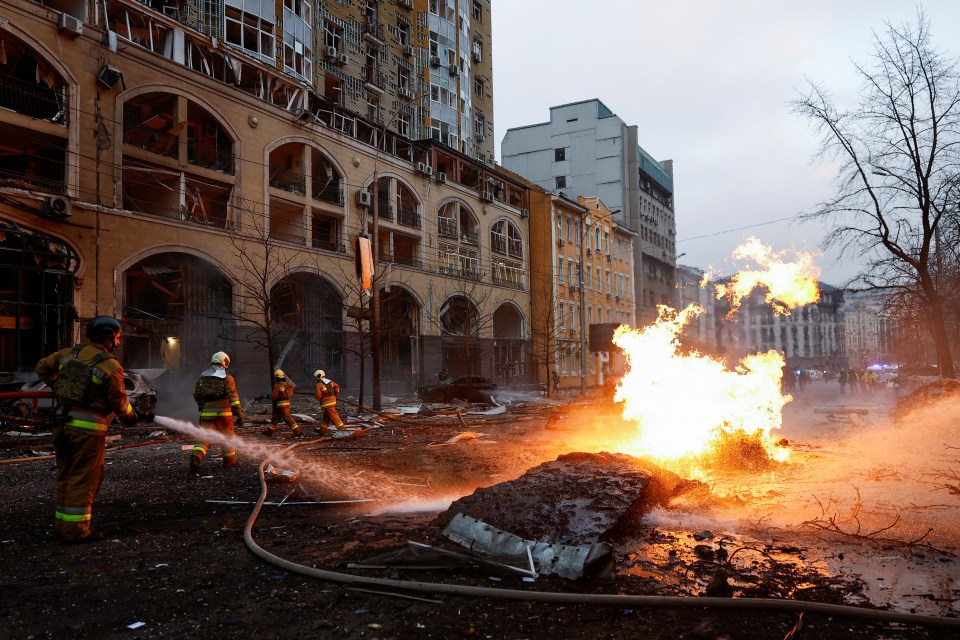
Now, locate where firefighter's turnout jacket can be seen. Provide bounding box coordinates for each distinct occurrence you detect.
[267,380,299,434]
[191,366,242,469]
[36,343,135,434]
[195,367,242,421]
[315,377,344,429]
[36,342,135,542]
[272,380,295,409]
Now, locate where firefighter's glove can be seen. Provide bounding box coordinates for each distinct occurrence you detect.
[233,412,244,427]
[120,408,140,429]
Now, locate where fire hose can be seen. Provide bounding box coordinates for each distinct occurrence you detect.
[242,441,960,629]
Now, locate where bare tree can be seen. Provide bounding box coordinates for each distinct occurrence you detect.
[529,292,561,396]
[792,10,960,378]
[221,213,313,379]
[428,265,497,379]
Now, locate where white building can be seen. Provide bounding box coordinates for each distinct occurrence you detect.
[502,99,676,326]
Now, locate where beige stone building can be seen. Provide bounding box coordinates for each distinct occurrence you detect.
[526,187,635,392]
[0,0,527,406]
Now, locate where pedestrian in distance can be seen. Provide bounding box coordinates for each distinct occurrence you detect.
[190,352,243,474]
[263,369,300,437]
[837,368,848,394]
[551,369,560,393]
[314,369,345,434]
[35,316,151,543]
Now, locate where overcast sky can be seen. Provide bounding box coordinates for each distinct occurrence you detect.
[491,1,960,287]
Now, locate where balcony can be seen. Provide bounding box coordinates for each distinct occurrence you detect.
[438,216,458,239]
[363,21,385,43]
[313,237,346,253]
[0,169,65,195]
[270,230,306,246]
[384,254,422,269]
[124,128,179,159]
[439,263,481,281]
[0,75,67,123]
[397,206,421,229]
[311,180,343,205]
[364,65,386,92]
[377,200,393,221]
[187,143,235,175]
[269,170,306,195]
[461,229,480,245]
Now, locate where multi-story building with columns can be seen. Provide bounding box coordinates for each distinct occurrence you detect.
[0,0,527,411]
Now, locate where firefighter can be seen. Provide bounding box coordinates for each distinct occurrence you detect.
[263,369,300,437]
[190,352,243,474]
[35,316,147,543]
[314,369,344,433]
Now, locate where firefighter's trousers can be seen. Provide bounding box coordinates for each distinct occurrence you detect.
[270,405,299,431]
[321,404,344,428]
[53,425,106,541]
[191,415,237,468]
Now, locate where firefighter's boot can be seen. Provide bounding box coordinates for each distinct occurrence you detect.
[263,426,276,437]
[188,455,201,476]
[223,454,238,469]
[291,425,302,437]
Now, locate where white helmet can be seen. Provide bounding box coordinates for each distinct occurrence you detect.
[211,351,231,368]
[313,369,325,379]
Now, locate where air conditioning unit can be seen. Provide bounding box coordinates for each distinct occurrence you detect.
[425,165,434,178]
[399,88,414,100]
[337,53,349,65]
[435,172,447,184]
[605,253,612,261]
[44,195,72,218]
[473,50,481,63]
[519,208,529,219]
[356,190,373,207]
[97,64,123,89]
[58,13,83,37]
[474,131,485,141]
[430,56,442,67]
[326,46,338,58]
[403,44,414,57]
[480,190,494,202]
[416,162,428,174]
[449,64,459,77]
[586,248,592,256]
[557,239,565,248]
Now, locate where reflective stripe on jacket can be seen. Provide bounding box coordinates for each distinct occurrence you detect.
[315,378,339,408]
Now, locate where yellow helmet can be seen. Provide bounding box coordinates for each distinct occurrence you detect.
[274,369,285,379]
[313,369,325,379]
[211,351,231,368]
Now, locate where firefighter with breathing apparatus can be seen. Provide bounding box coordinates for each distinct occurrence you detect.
[263,369,300,437]
[35,316,152,543]
[189,351,243,474]
[314,369,344,433]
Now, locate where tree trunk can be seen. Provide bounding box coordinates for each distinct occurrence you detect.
[927,297,957,378]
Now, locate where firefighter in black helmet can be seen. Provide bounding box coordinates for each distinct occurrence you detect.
[35,316,148,543]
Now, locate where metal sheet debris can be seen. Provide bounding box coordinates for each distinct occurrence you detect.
[441,513,615,580]
[264,464,300,482]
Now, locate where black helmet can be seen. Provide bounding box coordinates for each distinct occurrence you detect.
[86,316,122,341]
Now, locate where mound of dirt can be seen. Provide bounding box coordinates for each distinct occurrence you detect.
[433,451,703,545]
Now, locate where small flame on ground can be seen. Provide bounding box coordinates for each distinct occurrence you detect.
[715,237,820,317]
[612,306,790,469]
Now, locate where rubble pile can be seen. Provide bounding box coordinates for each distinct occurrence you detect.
[434,451,704,545]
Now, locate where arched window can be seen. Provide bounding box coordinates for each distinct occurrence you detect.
[436,201,480,279]
[489,218,524,289]
[0,30,69,194]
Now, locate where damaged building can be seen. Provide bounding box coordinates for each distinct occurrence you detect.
[0,0,531,397]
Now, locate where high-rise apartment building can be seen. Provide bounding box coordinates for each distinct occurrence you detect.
[502,99,677,326]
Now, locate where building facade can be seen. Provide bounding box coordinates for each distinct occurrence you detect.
[526,187,635,392]
[501,99,676,326]
[0,0,525,407]
[713,282,847,371]
[842,290,900,369]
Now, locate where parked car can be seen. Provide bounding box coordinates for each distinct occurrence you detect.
[417,376,498,404]
[16,371,158,424]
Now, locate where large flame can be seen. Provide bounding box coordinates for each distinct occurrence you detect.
[612,306,791,467]
[715,237,820,317]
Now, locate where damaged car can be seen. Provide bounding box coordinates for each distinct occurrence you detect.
[417,376,498,404]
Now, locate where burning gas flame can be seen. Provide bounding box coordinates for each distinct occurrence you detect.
[715,237,820,317]
[612,305,791,466]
